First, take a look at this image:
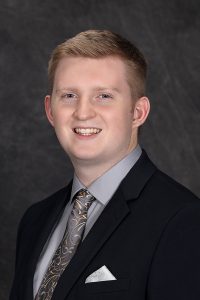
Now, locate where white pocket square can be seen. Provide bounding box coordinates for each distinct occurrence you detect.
[85,265,117,283]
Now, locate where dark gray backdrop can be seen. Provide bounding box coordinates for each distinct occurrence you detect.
[0,0,199,299]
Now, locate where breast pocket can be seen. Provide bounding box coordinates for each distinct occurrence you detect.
[78,278,130,300]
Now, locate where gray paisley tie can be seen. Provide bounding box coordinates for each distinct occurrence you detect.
[35,189,95,300]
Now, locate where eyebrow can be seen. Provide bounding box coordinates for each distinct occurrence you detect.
[95,86,121,93]
[55,86,121,93]
[55,88,78,94]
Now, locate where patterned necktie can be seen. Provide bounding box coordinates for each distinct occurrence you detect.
[35,189,95,300]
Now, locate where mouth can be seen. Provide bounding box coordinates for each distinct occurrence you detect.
[73,127,102,136]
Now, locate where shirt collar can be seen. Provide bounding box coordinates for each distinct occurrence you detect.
[70,145,142,206]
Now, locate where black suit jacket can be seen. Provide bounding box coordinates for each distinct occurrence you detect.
[10,151,200,300]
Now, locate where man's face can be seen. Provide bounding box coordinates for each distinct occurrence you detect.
[45,56,147,168]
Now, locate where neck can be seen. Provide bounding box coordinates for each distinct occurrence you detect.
[72,147,138,187]
[74,161,115,187]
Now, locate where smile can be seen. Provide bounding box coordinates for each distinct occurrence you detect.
[74,128,102,135]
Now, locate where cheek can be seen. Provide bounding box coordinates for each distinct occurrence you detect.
[52,109,71,126]
[105,115,133,142]
[108,109,133,129]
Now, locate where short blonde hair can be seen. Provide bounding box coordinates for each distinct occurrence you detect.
[48,30,147,97]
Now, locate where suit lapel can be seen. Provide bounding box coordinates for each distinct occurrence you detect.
[52,150,157,300]
[23,184,72,300]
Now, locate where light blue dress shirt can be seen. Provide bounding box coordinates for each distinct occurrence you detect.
[33,145,142,296]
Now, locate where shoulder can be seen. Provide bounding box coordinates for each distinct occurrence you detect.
[125,150,200,231]
[149,169,199,204]
[138,167,200,227]
[19,184,71,230]
[125,149,199,210]
[152,170,200,236]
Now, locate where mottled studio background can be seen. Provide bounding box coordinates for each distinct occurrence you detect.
[0,0,199,298]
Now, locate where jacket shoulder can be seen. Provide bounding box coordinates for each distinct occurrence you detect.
[150,169,199,204]
[19,185,71,229]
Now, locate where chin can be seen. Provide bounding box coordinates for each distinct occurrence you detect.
[69,152,101,163]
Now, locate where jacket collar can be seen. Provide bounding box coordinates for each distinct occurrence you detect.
[121,149,157,200]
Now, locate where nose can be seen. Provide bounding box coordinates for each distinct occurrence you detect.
[73,98,96,120]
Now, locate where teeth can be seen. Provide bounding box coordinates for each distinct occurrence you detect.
[74,128,101,135]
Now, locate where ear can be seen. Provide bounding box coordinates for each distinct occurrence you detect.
[44,95,55,127]
[132,96,150,128]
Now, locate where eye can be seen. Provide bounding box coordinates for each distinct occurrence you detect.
[98,93,113,100]
[60,92,78,103]
[61,93,77,99]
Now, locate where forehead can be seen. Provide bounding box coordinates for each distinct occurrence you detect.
[54,56,129,87]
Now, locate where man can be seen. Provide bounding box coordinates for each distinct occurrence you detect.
[10,30,200,300]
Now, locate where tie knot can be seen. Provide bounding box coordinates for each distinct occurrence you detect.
[73,189,95,212]
[77,189,91,198]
